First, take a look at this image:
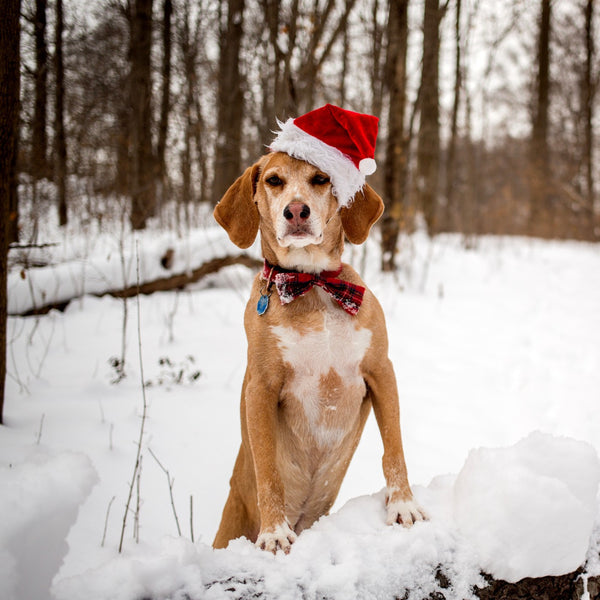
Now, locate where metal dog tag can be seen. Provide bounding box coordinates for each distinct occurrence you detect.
[257,293,270,316]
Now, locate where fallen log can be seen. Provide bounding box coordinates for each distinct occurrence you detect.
[18,253,262,317]
[476,570,597,600]
[198,570,600,600]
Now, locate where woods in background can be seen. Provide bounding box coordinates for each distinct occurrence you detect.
[12,0,600,251]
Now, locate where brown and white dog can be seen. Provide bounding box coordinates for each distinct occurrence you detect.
[212,151,426,553]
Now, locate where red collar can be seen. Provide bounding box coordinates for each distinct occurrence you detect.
[260,260,365,316]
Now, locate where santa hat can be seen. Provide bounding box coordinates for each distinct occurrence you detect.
[269,104,378,207]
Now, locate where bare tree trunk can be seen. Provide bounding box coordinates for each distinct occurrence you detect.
[32,0,49,180]
[130,0,155,230]
[213,0,245,203]
[1,0,21,424]
[55,0,68,226]
[370,0,386,118]
[157,0,173,209]
[529,0,551,234]
[298,0,358,111]
[583,0,595,235]
[193,94,208,204]
[381,0,409,271]
[445,0,462,232]
[114,2,132,197]
[180,6,192,206]
[416,0,443,235]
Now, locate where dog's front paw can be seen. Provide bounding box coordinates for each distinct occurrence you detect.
[386,496,428,527]
[256,520,297,554]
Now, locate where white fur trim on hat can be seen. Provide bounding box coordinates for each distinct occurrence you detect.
[269,118,365,207]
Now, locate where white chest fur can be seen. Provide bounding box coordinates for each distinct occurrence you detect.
[271,301,372,447]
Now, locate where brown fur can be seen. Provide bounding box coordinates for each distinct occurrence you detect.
[213,152,426,553]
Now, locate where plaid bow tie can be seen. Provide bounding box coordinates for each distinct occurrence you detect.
[262,261,365,316]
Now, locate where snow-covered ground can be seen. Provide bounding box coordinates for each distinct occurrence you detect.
[3,224,600,599]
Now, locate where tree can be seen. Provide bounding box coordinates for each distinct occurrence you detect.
[582,0,595,232]
[1,0,21,423]
[254,0,358,145]
[54,0,68,226]
[31,0,49,179]
[130,0,155,230]
[156,0,173,208]
[416,0,444,234]
[381,0,409,271]
[444,0,462,231]
[529,0,551,233]
[213,0,246,204]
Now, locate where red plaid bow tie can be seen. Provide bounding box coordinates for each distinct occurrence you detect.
[262,261,365,316]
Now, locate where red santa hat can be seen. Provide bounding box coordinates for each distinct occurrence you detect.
[269,104,378,207]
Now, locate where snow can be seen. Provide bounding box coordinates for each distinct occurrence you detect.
[454,432,600,582]
[4,227,600,599]
[7,225,244,315]
[1,452,97,600]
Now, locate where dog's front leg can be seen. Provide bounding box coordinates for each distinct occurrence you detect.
[367,358,428,527]
[245,379,297,553]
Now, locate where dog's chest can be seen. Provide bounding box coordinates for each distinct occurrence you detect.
[271,299,372,447]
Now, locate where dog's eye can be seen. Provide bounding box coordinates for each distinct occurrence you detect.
[311,174,330,186]
[266,175,284,187]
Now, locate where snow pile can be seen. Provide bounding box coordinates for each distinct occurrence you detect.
[0,452,98,600]
[454,432,600,582]
[51,433,600,600]
[54,490,482,600]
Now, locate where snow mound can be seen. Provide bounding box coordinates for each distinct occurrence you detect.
[0,451,98,600]
[454,431,600,582]
[54,490,482,600]
[51,433,600,599]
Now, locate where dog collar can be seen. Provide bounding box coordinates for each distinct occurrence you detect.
[258,260,365,316]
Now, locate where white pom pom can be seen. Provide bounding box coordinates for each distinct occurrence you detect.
[359,157,376,175]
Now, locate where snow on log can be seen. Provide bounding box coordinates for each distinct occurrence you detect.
[7,228,262,316]
[52,433,600,600]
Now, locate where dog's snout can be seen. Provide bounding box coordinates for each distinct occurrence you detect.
[283,202,311,224]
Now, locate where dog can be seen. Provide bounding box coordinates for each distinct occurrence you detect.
[211,148,427,553]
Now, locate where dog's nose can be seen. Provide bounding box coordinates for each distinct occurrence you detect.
[283,202,311,224]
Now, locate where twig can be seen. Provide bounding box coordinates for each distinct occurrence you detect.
[190,495,195,543]
[148,447,182,537]
[35,413,45,445]
[101,496,116,547]
[9,242,59,250]
[134,454,143,543]
[118,239,148,553]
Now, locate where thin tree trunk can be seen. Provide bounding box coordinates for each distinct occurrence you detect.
[115,3,133,198]
[55,0,68,226]
[213,0,245,203]
[529,0,551,233]
[32,0,49,180]
[416,0,443,235]
[381,0,409,271]
[445,0,462,231]
[180,6,193,206]
[583,0,594,234]
[157,0,173,208]
[339,20,349,107]
[130,0,155,230]
[370,0,385,118]
[193,90,208,205]
[1,0,21,423]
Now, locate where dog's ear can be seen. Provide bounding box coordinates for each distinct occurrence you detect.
[340,184,384,245]
[214,162,261,249]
